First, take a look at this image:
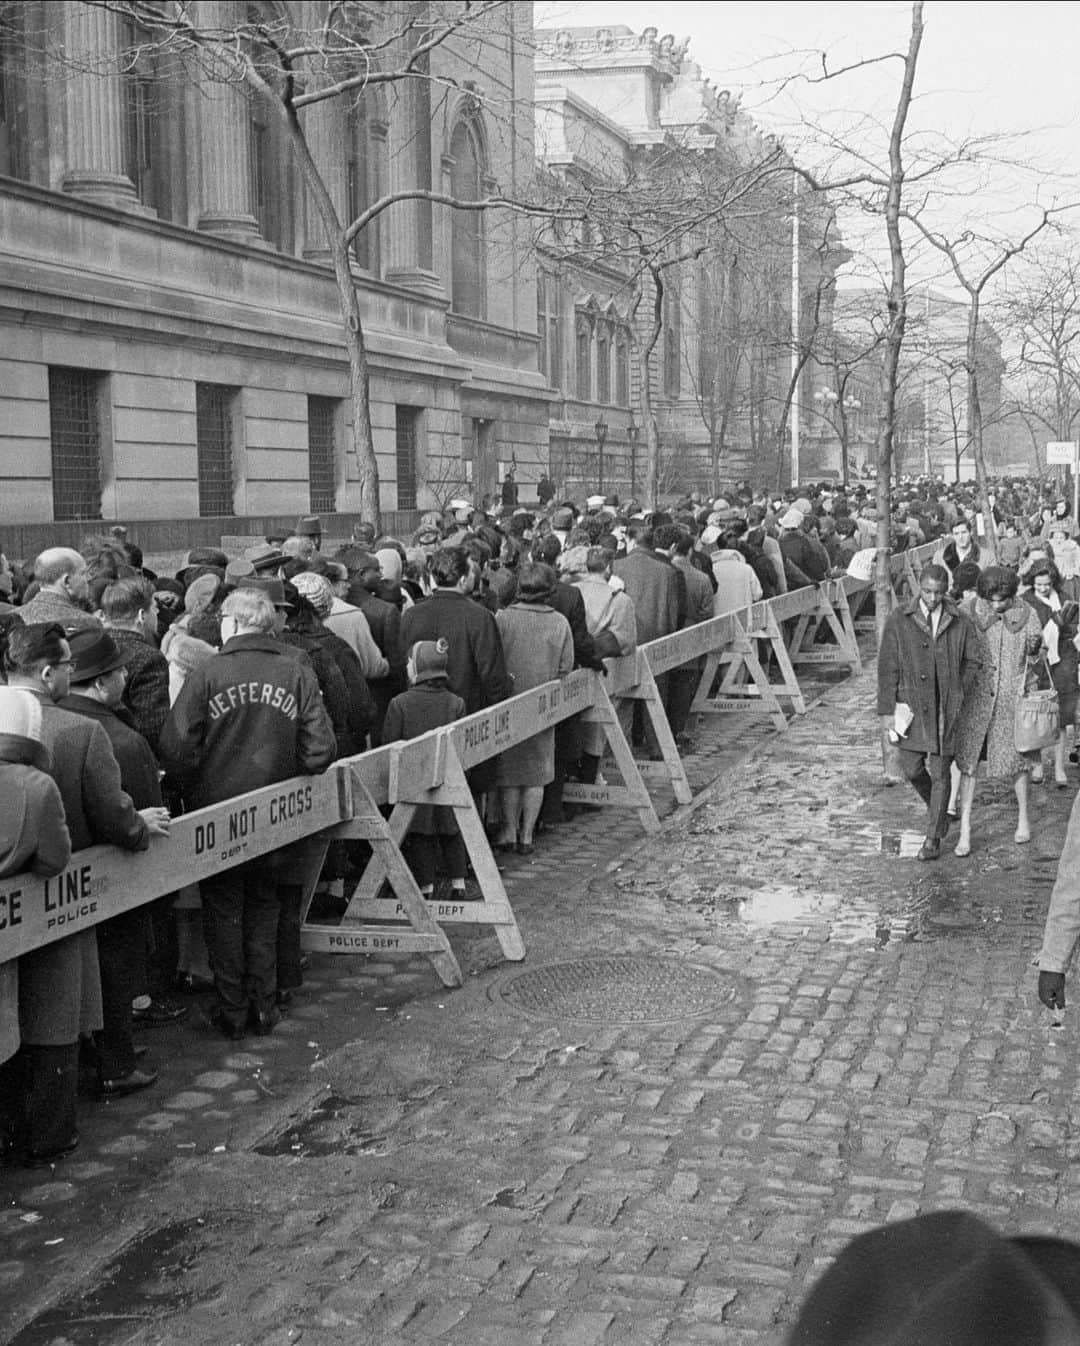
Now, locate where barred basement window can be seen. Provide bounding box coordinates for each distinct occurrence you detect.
[395,406,419,511]
[307,396,338,514]
[195,383,236,518]
[48,368,103,522]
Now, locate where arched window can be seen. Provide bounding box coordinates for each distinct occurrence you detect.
[450,118,484,317]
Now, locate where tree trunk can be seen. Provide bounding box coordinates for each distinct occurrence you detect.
[875,2,924,648]
[966,294,998,561]
[282,101,381,529]
[639,267,664,509]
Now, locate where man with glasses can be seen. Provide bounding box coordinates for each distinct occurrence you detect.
[3,623,167,1165]
[61,628,176,1099]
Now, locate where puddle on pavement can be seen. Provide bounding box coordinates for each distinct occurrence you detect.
[255,1092,388,1158]
[10,1218,215,1345]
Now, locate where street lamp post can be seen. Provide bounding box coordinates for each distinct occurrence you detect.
[595,414,608,494]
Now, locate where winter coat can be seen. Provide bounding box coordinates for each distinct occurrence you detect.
[571,573,637,659]
[494,602,573,787]
[323,598,389,681]
[382,681,466,835]
[711,549,762,616]
[547,580,603,669]
[161,621,218,704]
[19,694,151,1046]
[106,626,171,755]
[400,589,512,715]
[779,529,827,586]
[932,538,982,580]
[673,557,715,627]
[159,632,336,809]
[1023,590,1080,725]
[0,733,71,1063]
[612,547,681,646]
[15,588,102,631]
[876,596,982,757]
[953,597,1044,777]
[57,696,163,809]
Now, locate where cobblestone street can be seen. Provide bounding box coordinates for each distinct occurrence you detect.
[6,649,1080,1345]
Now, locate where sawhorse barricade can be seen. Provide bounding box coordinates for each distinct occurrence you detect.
[303,667,660,987]
[0,544,927,998]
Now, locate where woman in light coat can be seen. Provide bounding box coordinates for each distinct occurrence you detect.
[492,563,573,854]
[952,567,1044,856]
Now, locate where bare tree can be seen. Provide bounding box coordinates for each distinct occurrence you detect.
[63,0,553,529]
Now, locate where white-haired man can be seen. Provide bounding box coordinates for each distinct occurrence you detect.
[160,588,336,1039]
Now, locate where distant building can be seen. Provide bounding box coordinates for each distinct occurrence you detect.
[821,285,1005,484]
[534,23,848,498]
[0,0,547,555]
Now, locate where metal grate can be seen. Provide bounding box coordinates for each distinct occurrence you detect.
[195,383,235,518]
[395,406,418,512]
[48,367,102,522]
[307,396,338,514]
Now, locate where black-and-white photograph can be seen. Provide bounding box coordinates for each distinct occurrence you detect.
[4,2,1080,1341]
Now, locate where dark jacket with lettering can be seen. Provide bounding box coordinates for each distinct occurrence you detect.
[159,632,336,808]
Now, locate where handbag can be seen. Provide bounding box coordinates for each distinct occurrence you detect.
[1015,655,1060,753]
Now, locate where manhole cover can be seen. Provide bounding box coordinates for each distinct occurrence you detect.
[489,955,740,1024]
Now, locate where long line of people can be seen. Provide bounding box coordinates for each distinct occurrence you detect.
[0,473,1070,1166]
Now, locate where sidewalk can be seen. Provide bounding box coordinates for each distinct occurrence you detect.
[6,651,1080,1345]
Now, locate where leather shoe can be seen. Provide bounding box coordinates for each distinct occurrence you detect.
[209,1006,246,1041]
[132,998,188,1027]
[98,1067,158,1098]
[23,1134,80,1168]
[917,838,941,861]
[249,1006,281,1036]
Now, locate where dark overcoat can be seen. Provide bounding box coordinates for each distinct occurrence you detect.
[876,596,981,756]
[612,548,680,646]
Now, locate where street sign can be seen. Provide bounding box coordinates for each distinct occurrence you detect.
[1046,441,1078,465]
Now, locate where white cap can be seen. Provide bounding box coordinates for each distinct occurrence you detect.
[779,509,804,529]
[586,495,606,510]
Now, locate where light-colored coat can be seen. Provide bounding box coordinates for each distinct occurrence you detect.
[953,597,1043,778]
[494,603,573,787]
[0,734,71,1062]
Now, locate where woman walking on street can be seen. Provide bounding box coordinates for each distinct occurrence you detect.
[1021,559,1079,787]
[953,567,1044,856]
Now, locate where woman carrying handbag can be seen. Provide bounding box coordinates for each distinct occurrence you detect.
[952,566,1045,857]
[1021,559,1078,786]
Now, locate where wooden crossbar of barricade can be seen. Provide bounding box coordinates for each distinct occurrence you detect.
[0,547,924,993]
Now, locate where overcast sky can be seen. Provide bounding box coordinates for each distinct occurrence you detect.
[534,2,1080,291]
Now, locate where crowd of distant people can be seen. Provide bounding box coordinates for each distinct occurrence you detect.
[0,470,1074,1166]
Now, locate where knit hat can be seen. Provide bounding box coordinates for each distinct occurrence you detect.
[291,571,334,616]
[787,1211,1080,1346]
[0,685,42,742]
[409,638,449,683]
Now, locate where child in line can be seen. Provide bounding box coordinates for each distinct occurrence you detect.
[382,640,469,900]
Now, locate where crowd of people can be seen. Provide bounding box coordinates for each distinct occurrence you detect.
[0,472,1075,1167]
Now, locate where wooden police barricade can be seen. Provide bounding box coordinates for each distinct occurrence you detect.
[786,580,861,674]
[306,667,660,983]
[603,640,704,805]
[681,605,791,732]
[0,769,350,967]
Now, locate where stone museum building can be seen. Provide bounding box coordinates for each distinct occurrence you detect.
[0,0,546,553]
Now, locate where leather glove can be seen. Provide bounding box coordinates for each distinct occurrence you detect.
[1038,970,1066,1009]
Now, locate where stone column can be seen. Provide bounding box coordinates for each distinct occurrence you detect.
[301,94,346,262]
[61,3,148,214]
[195,0,260,242]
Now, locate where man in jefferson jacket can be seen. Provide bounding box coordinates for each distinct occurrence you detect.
[160,587,335,1037]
